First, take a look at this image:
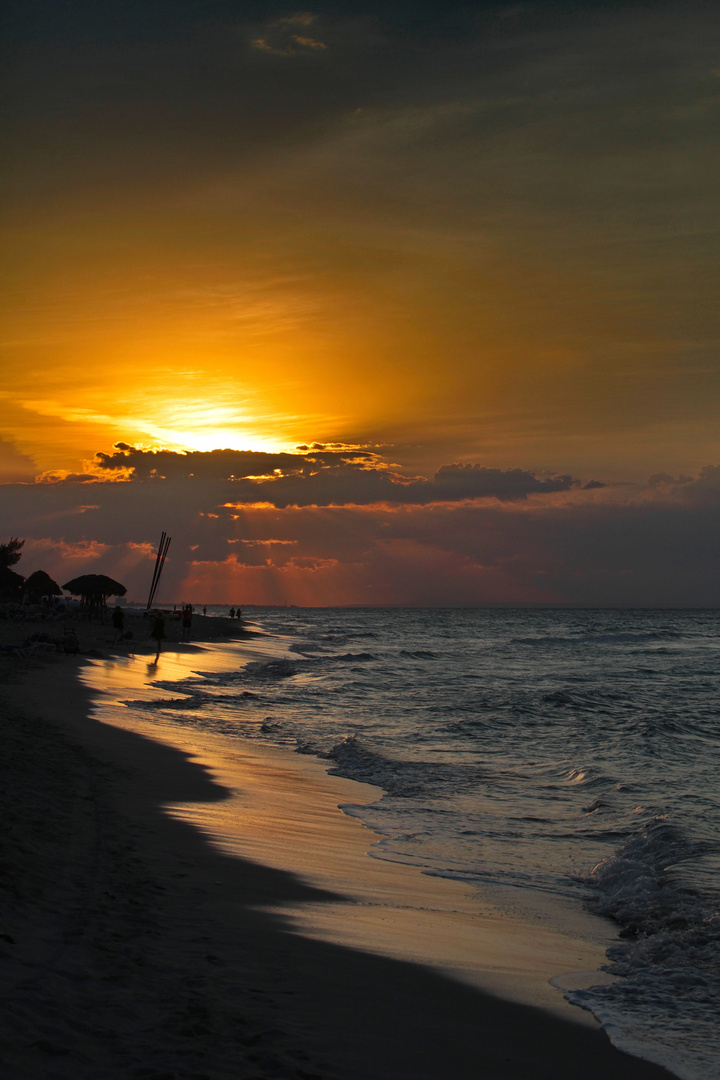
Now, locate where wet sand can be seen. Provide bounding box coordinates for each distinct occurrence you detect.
[0,621,676,1079]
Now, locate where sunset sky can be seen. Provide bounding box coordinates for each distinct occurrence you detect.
[2,1,719,605]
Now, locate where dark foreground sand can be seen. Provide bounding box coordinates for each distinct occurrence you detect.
[0,621,675,1079]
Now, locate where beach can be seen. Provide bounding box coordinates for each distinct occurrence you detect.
[0,613,676,1079]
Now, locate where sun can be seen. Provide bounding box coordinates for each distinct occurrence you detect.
[127,390,344,455]
[157,428,287,454]
[136,410,289,453]
[13,375,343,473]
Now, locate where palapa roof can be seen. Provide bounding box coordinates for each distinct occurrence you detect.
[24,569,62,598]
[62,574,127,598]
[0,566,24,594]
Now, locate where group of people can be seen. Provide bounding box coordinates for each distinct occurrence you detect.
[200,605,241,620]
[110,603,247,663]
[146,602,242,661]
[152,605,193,653]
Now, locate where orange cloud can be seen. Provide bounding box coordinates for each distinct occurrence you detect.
[292,35,326,50]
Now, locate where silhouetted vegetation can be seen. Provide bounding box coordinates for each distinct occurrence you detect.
[0,538,128,616]
[0,538,24,569]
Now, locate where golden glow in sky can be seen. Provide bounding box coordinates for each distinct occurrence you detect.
[3,0,719,484]
[3,3,720,607]
[17,391,313,458]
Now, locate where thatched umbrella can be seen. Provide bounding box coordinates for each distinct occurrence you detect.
[63,574,127,618]
[24,569,62,602]
[0,566,24,600]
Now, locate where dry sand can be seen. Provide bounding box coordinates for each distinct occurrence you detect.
[0,615,676,1079]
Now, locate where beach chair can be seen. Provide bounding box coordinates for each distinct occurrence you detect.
[0,642,35,665]
[23,633,57,653]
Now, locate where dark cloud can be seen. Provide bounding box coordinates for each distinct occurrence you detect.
[94,444,376,481]
[39,472,103,484]
[92,444,578,505]
[2,463,720,606]
[431,464,574,500]
[650,466,720,505]
[8,0,715,219]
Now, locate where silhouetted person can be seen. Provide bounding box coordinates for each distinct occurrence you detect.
[182,604,192,641]
[229,607,235,619]
[112,604,125,642]
[236,607,242,619]
[202,606,207,616]
[151,612,165,660]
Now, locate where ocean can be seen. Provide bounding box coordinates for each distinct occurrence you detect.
[88,607,720,1080]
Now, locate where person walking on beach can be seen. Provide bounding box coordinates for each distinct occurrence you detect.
[182,604,192,641]
[151,611,165,660]
[111,604,125,642]
[229,607,235,619]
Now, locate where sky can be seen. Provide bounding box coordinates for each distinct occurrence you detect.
[1,1,719,605]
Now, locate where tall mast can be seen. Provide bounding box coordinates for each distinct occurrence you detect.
[146,531,171,610]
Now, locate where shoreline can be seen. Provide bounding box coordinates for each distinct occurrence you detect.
[0,605,256,664]
[81,643,616,1021]
[0,621,676,1079]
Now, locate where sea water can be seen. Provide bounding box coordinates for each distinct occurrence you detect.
[117,608,720,1080]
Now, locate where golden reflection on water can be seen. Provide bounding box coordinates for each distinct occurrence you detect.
[80,639,276,703]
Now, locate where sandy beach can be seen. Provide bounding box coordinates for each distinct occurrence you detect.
[0,613,676,1079]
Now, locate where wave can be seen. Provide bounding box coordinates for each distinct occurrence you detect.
[583,817,711,938]
[321,652,377,663]
[570,819,720,1080]
[123,695,199,711]
[121,691,233,711]
[313,734,488,800]
[321,735,426,796]
[542,690,602,708]
[590,630,682,643]
[556,765,607,788]
[262,651,377,669]
[510,635,579,646]
[241,659,298,680]
[511,630,683,647]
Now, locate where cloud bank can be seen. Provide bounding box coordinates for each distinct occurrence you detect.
[2,445,719,607]
[87,444,579,506]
